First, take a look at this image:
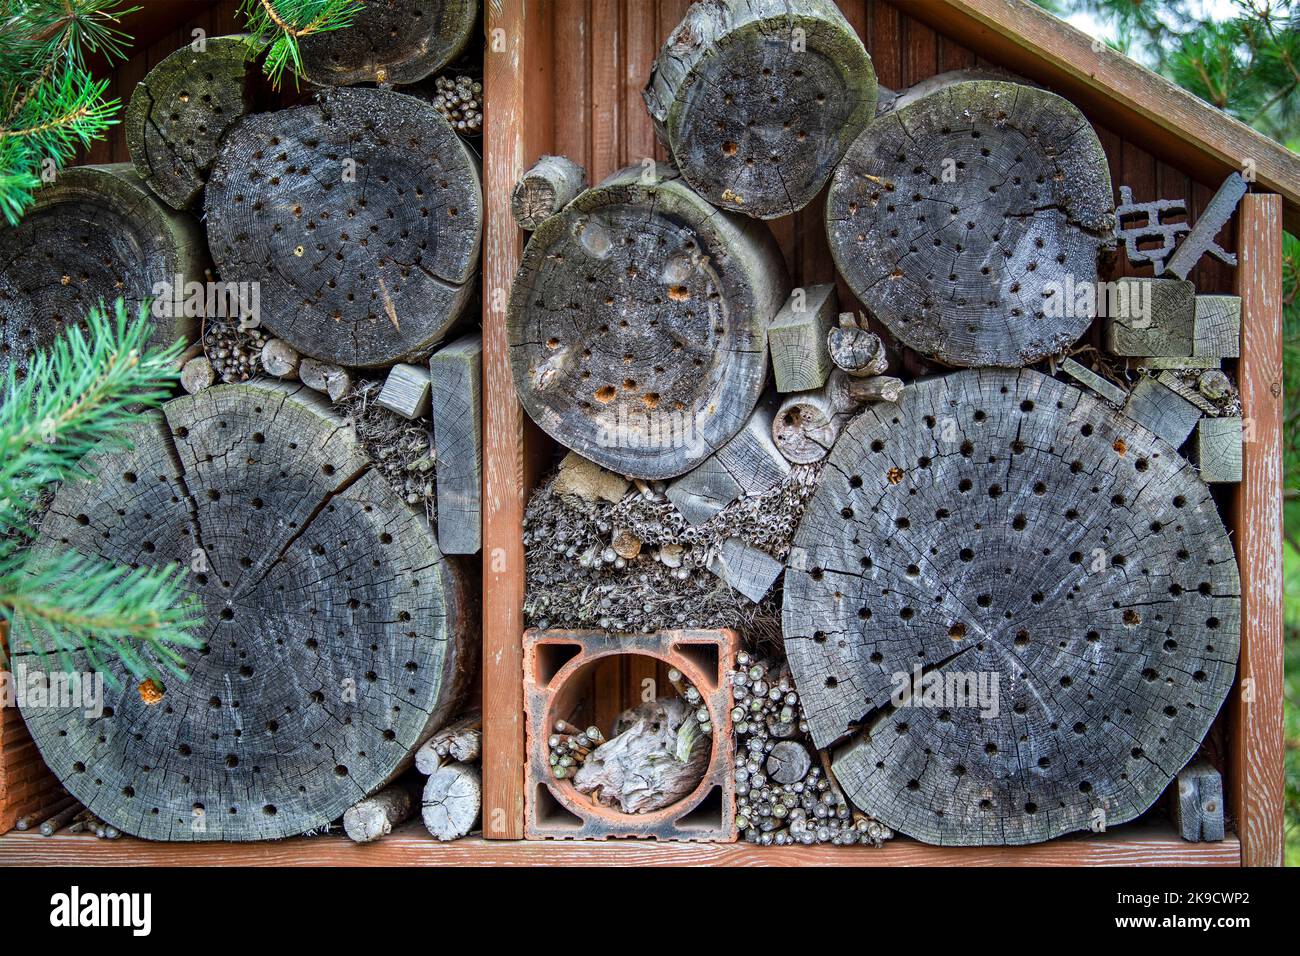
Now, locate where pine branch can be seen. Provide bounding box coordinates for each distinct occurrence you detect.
[239,0,364,89]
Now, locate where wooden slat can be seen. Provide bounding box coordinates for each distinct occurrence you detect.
[590,0,623,183]
[1230,193,1285,868]
[553,0,591,169]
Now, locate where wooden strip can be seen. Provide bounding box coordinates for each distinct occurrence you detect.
[590,0,622,183]
[430,336,483,555]
[1230,193,1284,867]
[553,0,591,168]
[624,0,659,167]
[870,0,902,90]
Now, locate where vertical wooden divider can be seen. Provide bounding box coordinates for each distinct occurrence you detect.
[482,0,555,840]
[1230,192,1285,867]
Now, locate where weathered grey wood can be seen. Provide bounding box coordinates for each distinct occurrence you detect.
[15,382,474,841]
[430,334,482,555]
[1194,417,1243,484]
[1140,355,1221,370]
[414,709,482,774]
[300,0,478,87]
[827,311,887,378]
[1105,277,1196,357]
[1060,356,1126,405]
[551,451,629,505]
[827,79,1114,368]
[508,164,789,479]
[180,356,215,394]
[765,741,812,785]
[1193,294,1241,358]
[772,369,903,464]
[1123,375,1203,448]
[299,358,352,402]
[343,781,421,843]
[644,0,877,219]
[124,35,256,210]
[421,760,481,841]
[510,155,588,230]
[260,338,300,379]
[666,391,790,526]
[1156,370,1219,415]
[1162,172,1246,279]
[707,536,784,603]
[783,368,1240,845]
[377,362,432,419]
[1173,760,1225,842]
[205,88,482,368]
[768,284,837,393]
[0,164,204,380]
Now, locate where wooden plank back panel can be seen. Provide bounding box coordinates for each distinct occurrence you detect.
[0,624,66,834]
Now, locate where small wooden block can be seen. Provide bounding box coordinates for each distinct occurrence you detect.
[430,335,482,554]
[1193,417,1243,484]
[1140,355,1221,370]
[706,538,784,603]
[768,284,837,393]
[1172,760,1225,842]
[1122,375,1202,448]
[377,362,432,419]
[1105,277,1195,356]
[1060,357,1126,405]
[1193,295,1241,358]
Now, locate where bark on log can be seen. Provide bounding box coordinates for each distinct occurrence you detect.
[421,760,481,840]
[782,368,1241,845]
[510,155,588,230]
[772,369,902,464]
[15,381,474,841]
[0,164,205,380]
[204,88,482,368]
[644,0,877,219]
[508,164,789,479]
[124,35,257,210]
[827,79,1115,367]
[301,0,478,88]
[430,335,483,555]
[343,780,421,843]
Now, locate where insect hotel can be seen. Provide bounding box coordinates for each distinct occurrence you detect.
[0,0,1293,867]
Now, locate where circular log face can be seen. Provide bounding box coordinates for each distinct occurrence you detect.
[827,80,1115,367]
[0,164,203,380]
[507,168,787,480]
[204,88,482,368]
[16,383,471,841]
[782,369,1240,845]
[301,0,477,87]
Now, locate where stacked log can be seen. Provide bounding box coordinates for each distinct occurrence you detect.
[300,0,479,87]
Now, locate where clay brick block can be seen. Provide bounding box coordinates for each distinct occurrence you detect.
[524,628,737,842]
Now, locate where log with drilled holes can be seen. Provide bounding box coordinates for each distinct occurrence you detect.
[826,79,1115,368]
[644,0,877,219]
[300,0,478,88]
[782,368,1240,845]
[0,164,205,380]
[14,381,474,841]
[124,35,257,210]
[507,164,789,479]
[204,87,482,369]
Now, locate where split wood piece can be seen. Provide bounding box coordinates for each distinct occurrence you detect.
[15,382,473,841]
[260,338,300,379]
[422,760,481,841]
[827,79,1114,368]
[666,391,789,526]
[1105,277,1196,357]
[1059,357,1125,406]
[510,155,588,231]
[205,87,482,368]
[644,0,877,219]
[1162,172,1246,280]
[827,312,887,378]
[377,363,432,419]
[299,358,353,402]
[706,537,784,603]
[343,780,422,843]
[1173,760,1226,842]
[414,709,483,774]
[783,368,1240,846]
[40,800,84,836]
[768,284,837,393]
[1141,355,1221,371]
[1156,371,1219,415]
[1194,417,1243,484]
[551,451,629,505]
[766,740,812,785]
[0,164,205,380]
[124,35,257,210]
[430,335,483,555]
[300,0,478,87]
[180,356,215,394]
[1123,375,1203,448]
[1194,295,1241,359]
[772,369,903,464]
[508,164,789,479]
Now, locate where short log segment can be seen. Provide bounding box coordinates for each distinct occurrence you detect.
[204,88,482,369]
[507,164,789,479]
[1172,760,1225,842]
[510,155,588,230]
[0,164,204,380]
[827,79,1115,367]
[782,368,1241,845]
[644,0,877,219]
[15,382,474,841]
[300,0,478,87]
[124,35,257,210]
[772,369,903,464]
[422,761,481,840]
[414,709,483,774]
[343,781,421,843]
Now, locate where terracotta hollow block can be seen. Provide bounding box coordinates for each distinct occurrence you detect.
[523,628,738,842]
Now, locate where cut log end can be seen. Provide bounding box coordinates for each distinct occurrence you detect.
[421,761,481,841]
[510,155,588,230]
[300,0,478,87]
